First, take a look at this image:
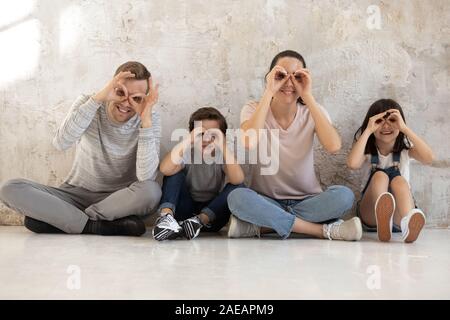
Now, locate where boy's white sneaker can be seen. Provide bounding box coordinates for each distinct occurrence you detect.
[152,214,182,241]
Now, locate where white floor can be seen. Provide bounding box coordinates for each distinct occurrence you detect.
[0,226,449,300]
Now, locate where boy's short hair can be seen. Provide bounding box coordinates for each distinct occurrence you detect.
[189,107,228,134]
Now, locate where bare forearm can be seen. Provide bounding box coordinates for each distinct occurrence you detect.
[141,118,152,128]
[159,140,189,176]
[241,90,273,149]
[223,146,244,184]
[404,127,434,164]
[304,95,341,153]
[242,90,272,131]
[347,130,371,169]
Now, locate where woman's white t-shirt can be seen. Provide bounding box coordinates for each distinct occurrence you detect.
[241,101,332,200]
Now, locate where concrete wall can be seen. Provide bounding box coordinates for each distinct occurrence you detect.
[1,0,449,227]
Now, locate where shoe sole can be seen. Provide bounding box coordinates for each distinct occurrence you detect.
[109,216,146,237]
[127,220,146,237]
[375,193,395,242]
[153,227,181,241]
[182,221,202,240]
[227,216,238,238]
[404,212,425,243]
[227,215,259,238]
[350,217,363,241]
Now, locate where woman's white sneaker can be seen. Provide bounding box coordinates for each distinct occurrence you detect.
[227,215,260,238]
[323,217,363,241]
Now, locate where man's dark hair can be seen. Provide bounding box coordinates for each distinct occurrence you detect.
[114,61,151,79]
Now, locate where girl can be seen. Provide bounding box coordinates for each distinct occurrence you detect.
[347,99,434,243]
[153,107,245,240]
[227,50,361,241]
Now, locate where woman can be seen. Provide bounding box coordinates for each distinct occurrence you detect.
[227,50,361,241]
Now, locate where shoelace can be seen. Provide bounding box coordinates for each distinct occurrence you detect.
[325,220,343,240]
[191,216,203,226]
[157,215,180,231]
[253,224,261,238]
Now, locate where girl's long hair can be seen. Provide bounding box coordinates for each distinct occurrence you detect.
[353,99,411,155]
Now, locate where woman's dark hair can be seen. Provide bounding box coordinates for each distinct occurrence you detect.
[189,107,228,134]
[354,99,411,155]
[267,50,307,105]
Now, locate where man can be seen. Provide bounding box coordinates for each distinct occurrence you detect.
[0,61,162,236]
